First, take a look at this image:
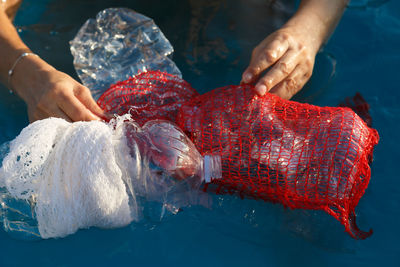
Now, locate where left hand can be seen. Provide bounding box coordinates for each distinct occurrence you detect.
[241,26,320,99]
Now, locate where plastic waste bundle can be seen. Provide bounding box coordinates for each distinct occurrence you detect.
[0,116,221,239]
[0,7,379,240]
[98,71,379,239]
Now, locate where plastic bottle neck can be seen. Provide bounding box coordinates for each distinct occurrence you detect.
[203,155,222,183]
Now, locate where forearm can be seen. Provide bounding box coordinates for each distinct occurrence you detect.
[0,6,29,85]
[1,1,103,122]
[284,0,348,51]
[0,5,54,103]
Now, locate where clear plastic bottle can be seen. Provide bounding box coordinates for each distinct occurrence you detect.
[0,117,221,239]
[120,119,222,217]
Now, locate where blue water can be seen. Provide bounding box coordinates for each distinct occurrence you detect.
[0,0,399,266]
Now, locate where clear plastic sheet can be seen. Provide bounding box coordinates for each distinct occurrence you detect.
[70,8,182,99]
[0,142,40,240]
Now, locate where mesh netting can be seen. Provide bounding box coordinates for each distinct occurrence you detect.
[97,71,379,239]
[97,71,198,125]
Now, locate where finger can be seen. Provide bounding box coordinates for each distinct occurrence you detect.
[29,106,72,123]
[269,65,309,100]
[48,108,73,122]
[242,38,289,84]
[57,91,101,122]
[74,86,106,119]
[28,108,48,123]
[254,49,299,96]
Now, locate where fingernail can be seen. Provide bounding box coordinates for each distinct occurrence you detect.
[103,112,114,121]
[255,84,267,96]
[242,73,253,83]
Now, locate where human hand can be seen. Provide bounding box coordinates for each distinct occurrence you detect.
[11,56,104,122]
[241,26,320,99]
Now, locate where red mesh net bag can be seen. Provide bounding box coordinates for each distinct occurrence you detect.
[97,71,199,125]
[98,71,379,239]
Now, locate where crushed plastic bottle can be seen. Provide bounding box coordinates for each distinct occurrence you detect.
[70,8,182,99]
[120,117,222,213]
[0,116,221,239]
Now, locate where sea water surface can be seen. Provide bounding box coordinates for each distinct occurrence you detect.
[0,0,399,266]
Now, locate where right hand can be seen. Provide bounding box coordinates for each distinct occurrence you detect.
[241,26,319,100]
[11,56,105,122]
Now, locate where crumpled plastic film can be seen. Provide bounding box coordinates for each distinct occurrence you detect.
[70,8,182,99]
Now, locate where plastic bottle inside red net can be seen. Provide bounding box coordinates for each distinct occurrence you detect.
[95,69,379,239]
[176,83,379,239]
[0,116,221,239]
